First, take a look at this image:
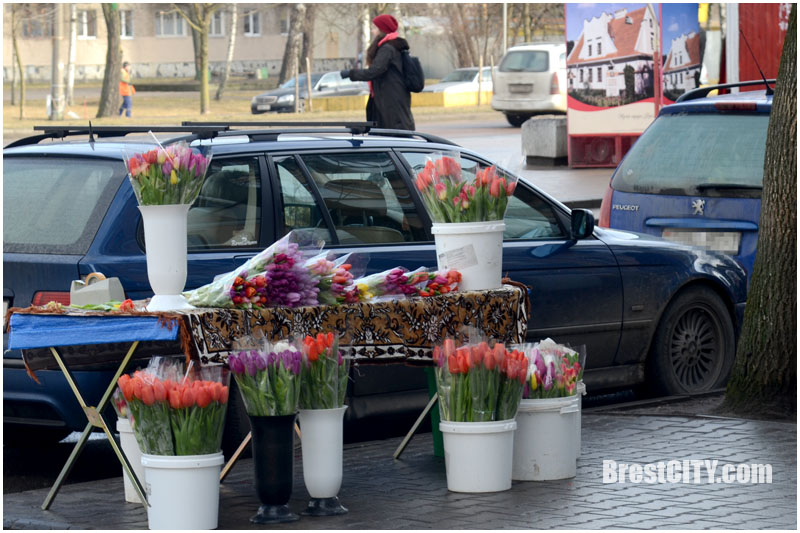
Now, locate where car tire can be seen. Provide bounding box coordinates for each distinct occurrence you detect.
[220,379,252,461]
[3,424,72,447]
[505,114,529,127]
[646,286,736,396]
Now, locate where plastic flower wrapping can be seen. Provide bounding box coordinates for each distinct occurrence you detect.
[124,140,212,206]
[116,357,229,456]
[521,338,586,399]
[298,332,350,410]
[414,151,518,223]
[228,336,303,416]
[432,334,529,422]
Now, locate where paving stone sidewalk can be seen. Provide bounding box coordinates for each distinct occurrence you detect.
[3,413,796,530]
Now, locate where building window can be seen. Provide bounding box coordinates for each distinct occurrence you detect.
[597,67,602,82]
[279,6,291,35]
[210,10,225,37]
[244,10,261,36]
[155,11,186,37]
[597,42,602,56]
[120,9,134,38]
[680,72,684,84]
[579,69,583,83]
[77,9,97,39]
[588,68,593,83]
[588,44,592,56]
[21,7,53,38]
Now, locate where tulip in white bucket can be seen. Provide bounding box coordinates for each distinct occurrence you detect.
[116,417,146,503]
[431,221,505,291]
[440,419,516,493]
[512,395,579,481]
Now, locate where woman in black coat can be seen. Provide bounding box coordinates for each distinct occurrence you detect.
[341,14,416,131]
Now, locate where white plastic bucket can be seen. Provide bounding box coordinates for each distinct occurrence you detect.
[116,417,146,503]
[431,221,505,291]
[299,406,347,498]
[512,395,579,481]
[576,381,586,459]
[141,452,224,530]
[440,419,516,493]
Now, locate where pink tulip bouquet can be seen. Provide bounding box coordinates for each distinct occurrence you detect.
[522,339,586,399]
[414,152,518,223]
[124,141,212,205]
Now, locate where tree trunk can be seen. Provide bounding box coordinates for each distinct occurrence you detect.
[447,4,476,67]
[724,5,797,417]
[66,4,76,106]
[50,3,65,120]
[301,3,316,72]
[279,3,305,85]
[524,3,532,43]
[215,4,237,101]
[360,5,370,67]
[97,4,122,117]
[199,24,210,113]
[191,26,202,81]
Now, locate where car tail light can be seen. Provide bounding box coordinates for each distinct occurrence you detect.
[714,102,757,112]
[32,291,71,306]
[598,184,614,227]
[550,72,560,95]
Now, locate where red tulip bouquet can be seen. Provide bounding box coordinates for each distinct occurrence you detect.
[298,332,350,409]
[523,339,586,399]
[124,140,212,206]
[117,358,230,455]
[417,270,462,297]
[228,340,303,416]
[433,338,529,422]
[414,152,518,223]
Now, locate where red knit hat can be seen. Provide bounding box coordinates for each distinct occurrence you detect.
[372,14,398,34]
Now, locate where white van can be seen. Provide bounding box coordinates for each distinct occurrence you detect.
[491,42,567,127]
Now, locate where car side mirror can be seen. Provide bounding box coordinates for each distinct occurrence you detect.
[317,84,328,91]
[570,208,595,240]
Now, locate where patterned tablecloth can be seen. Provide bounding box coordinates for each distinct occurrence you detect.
[9,284,528,374]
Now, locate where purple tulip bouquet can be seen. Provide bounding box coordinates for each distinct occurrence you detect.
[228,341,303,416]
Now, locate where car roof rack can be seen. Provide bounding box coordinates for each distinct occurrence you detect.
[5,124,228,149]
[181,121,459,146]
[676,79,776,102]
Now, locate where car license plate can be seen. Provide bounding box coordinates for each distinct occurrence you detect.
[257,104,271,111]
[509,83,533,94]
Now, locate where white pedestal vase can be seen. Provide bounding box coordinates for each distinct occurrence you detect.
[298,405,348,516]
[138,204,194,312]
[431,221,505,291]
[116,417,146,503]
[140,452,224,530]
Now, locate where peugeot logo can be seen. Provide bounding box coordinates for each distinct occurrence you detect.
[691,199,705,216]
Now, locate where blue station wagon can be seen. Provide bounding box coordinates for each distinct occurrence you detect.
[599,80,774,283]
[4,123,748,449]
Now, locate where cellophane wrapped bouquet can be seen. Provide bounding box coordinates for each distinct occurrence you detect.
[183,231,326,308]
[522,338,586,399]
[414,152,518,223]
[343,267,431,302]
[116,357,230,455]
[298,331,350,410]
[432,336,528,422]
[124,140,212,206]
[228,337,303,416]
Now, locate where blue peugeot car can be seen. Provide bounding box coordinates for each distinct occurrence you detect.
[4,123,748,450]
[599,80,774,283]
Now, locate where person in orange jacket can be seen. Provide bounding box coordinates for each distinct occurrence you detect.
[119,61,135,117]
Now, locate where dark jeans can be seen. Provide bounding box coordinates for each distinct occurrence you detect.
[119,95,132,117]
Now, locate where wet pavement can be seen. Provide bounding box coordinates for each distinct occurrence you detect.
[4,400,795,530]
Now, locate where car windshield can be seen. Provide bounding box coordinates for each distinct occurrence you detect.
[612,113,769,196]
[499,50,549,72]
[3,156,126,254]
[281,73,324,89]
[440,70,477,83]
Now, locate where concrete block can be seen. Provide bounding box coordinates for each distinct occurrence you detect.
[521,115,567,164]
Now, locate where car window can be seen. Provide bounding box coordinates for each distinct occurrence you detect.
[318,72,339,88]
[274,155,335,244]
[499,50,549,72]
[400,151,565,240]
[611,113,769,196]
[297,153,426,245]
[481,69,493,82]
[3,156,124,254]
[187,157,261,249]
[441,70,476,83]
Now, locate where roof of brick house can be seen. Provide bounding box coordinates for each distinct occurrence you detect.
[567,6,650,66]
[663,33,702,73]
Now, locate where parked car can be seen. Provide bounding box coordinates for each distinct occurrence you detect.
[250,71,369,114]
[492,42,567,127]
[423,67,493,94]
[599,80,774,283]
[4,123,747,451]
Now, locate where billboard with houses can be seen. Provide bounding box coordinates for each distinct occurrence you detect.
[565,3,663,167]
[661,3,701,103]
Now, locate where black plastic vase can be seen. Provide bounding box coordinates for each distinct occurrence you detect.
[248,414,300,524]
